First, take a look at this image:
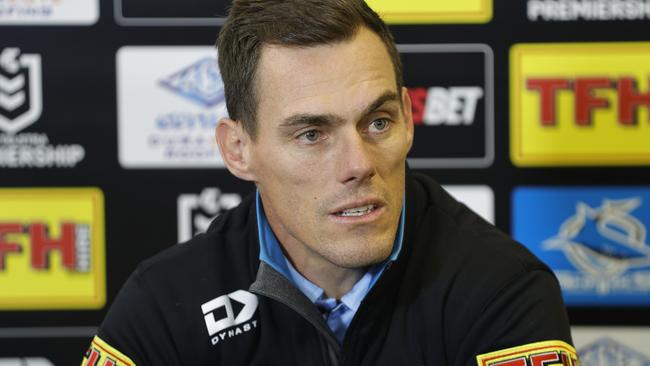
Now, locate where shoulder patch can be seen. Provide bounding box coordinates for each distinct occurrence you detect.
[476,340,580,366]
[81,336,136,366]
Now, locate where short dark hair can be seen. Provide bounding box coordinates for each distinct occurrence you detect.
[217,0,403,138]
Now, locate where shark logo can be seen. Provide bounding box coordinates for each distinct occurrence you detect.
[578,337,650,366]
[0,48,42,135]
[544,197,650,294]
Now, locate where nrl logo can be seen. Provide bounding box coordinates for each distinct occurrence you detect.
[544,197,650,286]
[0,48,42,135]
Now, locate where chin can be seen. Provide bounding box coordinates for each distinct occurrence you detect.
[327,238,394,269]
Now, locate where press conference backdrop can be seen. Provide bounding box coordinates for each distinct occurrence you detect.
[2,0,650,364]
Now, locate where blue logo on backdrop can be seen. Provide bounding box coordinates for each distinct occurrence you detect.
[159,57,225,107]
[149,56,227,161]
[513,187,650,305]
[578,338,650,366]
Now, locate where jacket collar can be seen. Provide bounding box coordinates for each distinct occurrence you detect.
[246,167,426,357]
[249,261,342,355]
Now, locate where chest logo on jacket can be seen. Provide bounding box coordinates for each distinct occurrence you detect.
[201,289,259,345]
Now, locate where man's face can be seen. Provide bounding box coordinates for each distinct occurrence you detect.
[248,27,413,270]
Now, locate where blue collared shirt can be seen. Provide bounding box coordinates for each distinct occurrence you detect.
[256,191,405,343]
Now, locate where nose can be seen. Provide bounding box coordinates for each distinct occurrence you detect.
[336,129,376,185]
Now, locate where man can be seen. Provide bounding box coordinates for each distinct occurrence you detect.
[82,1,578,365]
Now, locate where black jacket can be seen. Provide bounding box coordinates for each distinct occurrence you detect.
[83,172,575,366]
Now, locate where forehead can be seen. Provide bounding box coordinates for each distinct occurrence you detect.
[255,27,397,124]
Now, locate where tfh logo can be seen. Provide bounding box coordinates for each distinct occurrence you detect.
[0,48,42,135]
[477,341,579,366]
[201,290,259,345]
[0,222,91,272]
[527,77,650,126]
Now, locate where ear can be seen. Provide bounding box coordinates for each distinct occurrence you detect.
[401,86,414,151]
[215,118,257,181]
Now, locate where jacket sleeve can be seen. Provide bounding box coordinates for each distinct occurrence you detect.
[81,269,182,366]
[455,269,579,366]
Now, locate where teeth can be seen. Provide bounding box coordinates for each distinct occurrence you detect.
[337,204,375,217]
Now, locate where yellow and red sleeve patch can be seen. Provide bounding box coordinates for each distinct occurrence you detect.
[81,336,136,366]
[476,340,580,366]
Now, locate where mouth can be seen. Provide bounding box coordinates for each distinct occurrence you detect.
[329,199,385,223]
[334,204,378,217]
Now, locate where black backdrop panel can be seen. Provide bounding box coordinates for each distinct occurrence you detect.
[0,335,94,365]
[402,45,491,166]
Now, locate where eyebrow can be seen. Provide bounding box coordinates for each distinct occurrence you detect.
[279,90,400,129]
[361,90,400,117]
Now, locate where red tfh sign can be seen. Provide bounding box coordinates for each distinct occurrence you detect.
[0,223,23,270]
[489,350,576,366]
[0,222,78,270]
[84,348,117,366]
[526,77,650,126]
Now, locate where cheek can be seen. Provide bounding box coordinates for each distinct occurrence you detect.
[257,152,325,207]
[269,160,320,190]
[264,148,330,191]
[376,134,410,171]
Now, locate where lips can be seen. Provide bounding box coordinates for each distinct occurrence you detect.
[330,199,384,218]
[335,204,377,217]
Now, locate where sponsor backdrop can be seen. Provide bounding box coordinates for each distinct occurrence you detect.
[572,326,650,365]
[1,0,649,363]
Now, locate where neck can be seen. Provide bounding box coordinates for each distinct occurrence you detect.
[284,248,365,299]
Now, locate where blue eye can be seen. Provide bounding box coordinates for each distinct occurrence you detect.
[370,118,390,132]
[300,130,321,142]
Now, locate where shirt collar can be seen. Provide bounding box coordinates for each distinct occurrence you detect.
[256,190,405,310]
[255,191,293,279]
